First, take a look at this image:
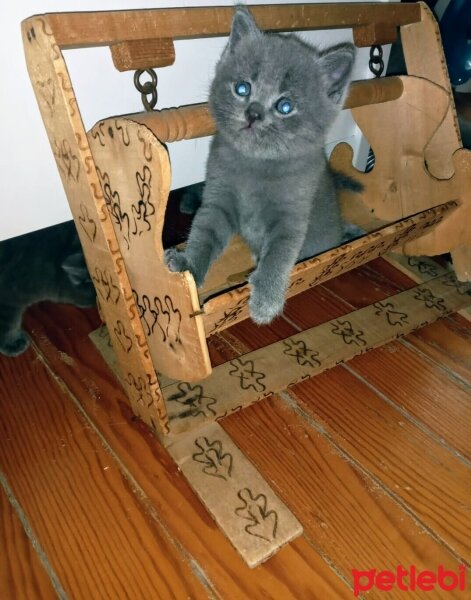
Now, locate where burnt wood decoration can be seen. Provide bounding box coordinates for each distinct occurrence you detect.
[23,3,471,443]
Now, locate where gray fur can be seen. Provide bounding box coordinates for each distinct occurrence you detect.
[0,221,96,356]
[166,5,356,324]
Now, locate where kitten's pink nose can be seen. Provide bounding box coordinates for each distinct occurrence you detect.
[245,102,264,124]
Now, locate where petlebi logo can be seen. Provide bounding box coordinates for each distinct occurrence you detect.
[352,565,468,596]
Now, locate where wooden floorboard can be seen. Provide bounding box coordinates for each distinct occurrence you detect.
[404,316,471,386]
[289,370,471,561]
[0,257,468,598]
[0,486,57,600]
[213,297,470,589]
[222,397,466,599]
[0,345,211,600]
[23,305,352,599]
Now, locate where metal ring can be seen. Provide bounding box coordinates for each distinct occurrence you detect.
[133,69,157,93]
[369,45,384,78]
[141,88,158,111]
[134,68,158,111]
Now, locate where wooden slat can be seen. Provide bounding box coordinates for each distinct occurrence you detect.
[41,4,422,49]
[213,273,471,585]
[0,486,57,600]
[167,421,303,568]
[0,349,211,600]
[203,202,457,335]
[128,77,404,144]
[24,305,352,599]
[162,272,470,434]
[188,277,471,590]
[129,104,215,143]
[383,253,471,321]
[353,22,398,47]
[222,396,467,592]
[110,38,175,71]
[315,258,471,459]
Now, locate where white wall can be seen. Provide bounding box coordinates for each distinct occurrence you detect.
[0,0,389,241]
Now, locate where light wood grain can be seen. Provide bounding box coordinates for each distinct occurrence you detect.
[0,487,57,600]
[399,4,471,276]
[22,16,169,433]
[401,2,461,179]
[331,76,457,221]
[42,4,421,49]
[0,349,211,600]
[128,77,404,144]
[88,118,211,384]
[167,421,303,568]
[110,38,175,71]
[353,22,398,46]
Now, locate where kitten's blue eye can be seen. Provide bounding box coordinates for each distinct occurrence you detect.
[234,81,251,97]
[275,98,294,115]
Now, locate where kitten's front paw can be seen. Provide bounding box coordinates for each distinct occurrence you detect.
[248,290,284,325]
[164,248,190,273]
[0,330,30,357]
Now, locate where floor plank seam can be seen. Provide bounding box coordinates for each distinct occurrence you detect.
[444,315,471,336]
[399,337,471,390]
[279,313,304,333]
[30,341,218,598]
[288,529,355,594]
[277,390,469,567]
[341,363,471,469]
[0,471,68,600]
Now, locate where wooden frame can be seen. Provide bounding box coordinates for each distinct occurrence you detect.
[23,3,471,439]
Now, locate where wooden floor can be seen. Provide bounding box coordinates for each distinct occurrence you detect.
[1,257,470,599]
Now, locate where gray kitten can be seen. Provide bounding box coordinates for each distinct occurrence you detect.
[166,6,356,324]
[0,221,96,356]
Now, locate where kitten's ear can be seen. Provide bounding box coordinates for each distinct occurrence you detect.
[319,43,356,105]
[228,6,261,51]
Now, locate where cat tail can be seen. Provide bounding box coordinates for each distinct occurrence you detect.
[330,168,363,193]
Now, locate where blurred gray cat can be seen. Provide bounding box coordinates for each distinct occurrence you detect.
[166,6,357,324]
[0,221,96,357]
